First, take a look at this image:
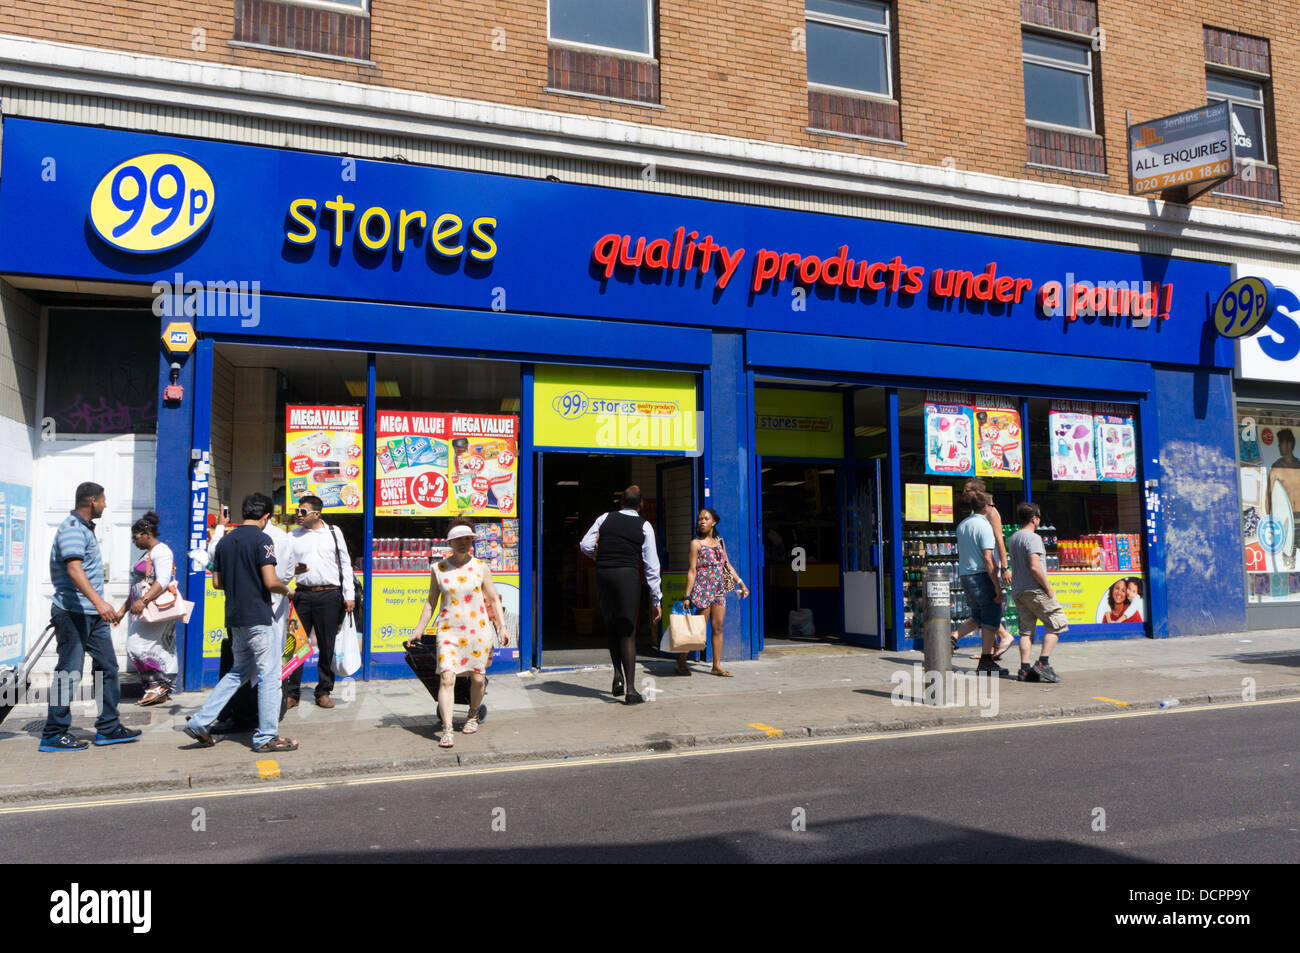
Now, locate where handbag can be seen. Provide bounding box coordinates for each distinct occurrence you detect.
[333,613,362,677]
[142,584,194,623]
[668,601,707,653]
[719,538,737,593]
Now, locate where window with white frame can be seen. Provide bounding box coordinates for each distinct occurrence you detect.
[549,0,653,57]
[1022,32,1095,132]
[1207,72,1268,163]
[805,0,892,98]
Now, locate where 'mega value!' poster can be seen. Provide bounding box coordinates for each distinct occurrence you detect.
[375,412,517,517]
[285,406,364,514]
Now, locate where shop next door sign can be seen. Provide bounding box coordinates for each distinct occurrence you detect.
[533,366,698,453]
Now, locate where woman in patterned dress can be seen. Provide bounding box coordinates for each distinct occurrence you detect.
[675,508,748,677]
[409,518,506,748]
[121,512,180,705]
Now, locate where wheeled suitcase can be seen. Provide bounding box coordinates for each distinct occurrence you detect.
[403,639,487,722]
[0,623,57,728]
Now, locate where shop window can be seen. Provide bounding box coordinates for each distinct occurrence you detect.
[1022,29,1106,175]
[43,310,157,436]
[231,0,371,62]
[897,390,1026,640]
[806,0,900,142]
[1237,404,1300,605]
[547,0,660,104]
[1027,398,1146,626]
[371,354,522,663]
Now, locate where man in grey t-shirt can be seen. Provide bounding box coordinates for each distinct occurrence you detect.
[1008,502,1066,683]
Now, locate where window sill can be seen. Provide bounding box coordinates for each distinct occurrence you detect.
[547,39,657,65]
[1026,121,1101,139]
[543,87,665,110]
[807,84,897,106]
[227,40,375,67]
[807,127,904,147]
[1210,190,1283,207]
[1026,162,1108,179]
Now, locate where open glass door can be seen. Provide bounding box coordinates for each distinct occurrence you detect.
[842,460,884,646]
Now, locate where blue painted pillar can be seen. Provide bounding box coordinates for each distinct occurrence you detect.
[708,331,750,660]
[155,325,200,689]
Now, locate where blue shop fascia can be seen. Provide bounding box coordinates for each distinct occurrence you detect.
[0,117,1246,688]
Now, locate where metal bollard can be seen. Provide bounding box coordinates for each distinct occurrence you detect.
[922,565,952,705]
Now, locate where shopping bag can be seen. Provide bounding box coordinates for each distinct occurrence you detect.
[668,601,707,653]
[333,614,362,677]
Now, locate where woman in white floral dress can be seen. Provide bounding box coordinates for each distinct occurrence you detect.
[410,518,505,748]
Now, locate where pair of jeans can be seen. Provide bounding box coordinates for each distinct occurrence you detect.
[284,588,342,700]
[960,573,1003,630]
[42,608,122,742]
[188,625,280,748]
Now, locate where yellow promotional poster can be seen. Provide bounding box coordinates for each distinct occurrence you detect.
[370,571,520,656]
[973,397,1023,478]
[286,405,364,514]
[755,388,843,458]
[929,484,953,523]
[1045,571,1147,626]
[904,483,930,523]
[534,366,698,452]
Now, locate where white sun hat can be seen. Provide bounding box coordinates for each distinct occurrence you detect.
[446,524,478,541]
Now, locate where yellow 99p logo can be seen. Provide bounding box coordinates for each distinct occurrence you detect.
[89,153,215,254]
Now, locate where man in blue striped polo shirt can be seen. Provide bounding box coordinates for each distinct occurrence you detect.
[40,482,142,752]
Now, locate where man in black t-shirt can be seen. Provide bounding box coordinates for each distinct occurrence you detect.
[184,493,298,753]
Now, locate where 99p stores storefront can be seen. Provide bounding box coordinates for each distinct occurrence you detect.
[0,117,1246,687]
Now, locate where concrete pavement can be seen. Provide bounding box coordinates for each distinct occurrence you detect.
[1,628,1296,804]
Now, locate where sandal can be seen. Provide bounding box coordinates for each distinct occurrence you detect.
[462,717,479,735]
[710,668,734,678]
[438,730,455,748]
[993,634,1015,660]
[253,736,298,752]
[138,686,170,707]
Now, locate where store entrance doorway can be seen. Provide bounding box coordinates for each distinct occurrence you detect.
[753,383,887,649]
[537,453,696,668]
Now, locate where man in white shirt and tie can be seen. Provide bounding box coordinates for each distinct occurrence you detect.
[286,495,354,709]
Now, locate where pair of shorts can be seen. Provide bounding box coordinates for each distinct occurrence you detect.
[1014,589,1069,637]
[959,573,1003,629]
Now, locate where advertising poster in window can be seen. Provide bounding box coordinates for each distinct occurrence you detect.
[1049,401,1097,482]
[904,483,930,522]
[375,411,453,517]
[285,405,364,514]
[924,391,975,476]
[973,395,1022,478]
[449,414,518,517]
[1043,571,1147,627]
[1093,403,1137,482]
[375,413,518,518]
[1238,410,1300,599]
[929,484,953,523]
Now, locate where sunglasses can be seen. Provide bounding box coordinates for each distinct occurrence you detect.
[296,508,317,516]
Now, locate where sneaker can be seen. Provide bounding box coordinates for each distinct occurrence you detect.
[1015,665,1040,682]
[93,726,143,746]
[1032,661,1060,683]
[39,733,89,753]
[975,657,1007,676]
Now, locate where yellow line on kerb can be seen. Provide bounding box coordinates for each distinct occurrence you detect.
[1092,696,1130,707]
[748,722,783,737]
[1,696,1295,817]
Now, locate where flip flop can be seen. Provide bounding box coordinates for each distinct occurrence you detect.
[710,669,734,677]
[253,737,298,752]
[992,635,1015,660]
